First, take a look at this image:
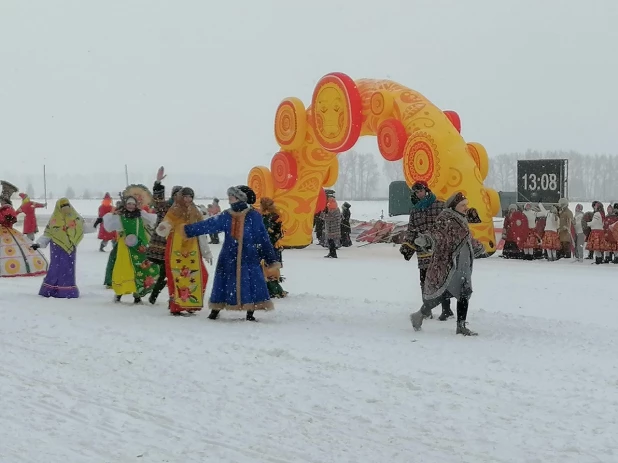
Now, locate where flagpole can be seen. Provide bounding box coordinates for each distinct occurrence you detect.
[125,164,129,186]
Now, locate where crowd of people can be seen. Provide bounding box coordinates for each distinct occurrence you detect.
[0,168,287,322]
[501,200,618,264]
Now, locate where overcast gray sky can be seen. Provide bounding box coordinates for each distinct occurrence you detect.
[1,0,616,179]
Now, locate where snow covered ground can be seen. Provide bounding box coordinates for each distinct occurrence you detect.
[1,232,617,463]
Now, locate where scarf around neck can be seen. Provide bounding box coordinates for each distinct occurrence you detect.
[413,192,436,211]
[231,202,248,212]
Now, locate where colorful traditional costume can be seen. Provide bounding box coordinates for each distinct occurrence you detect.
[184,185,280,321]
[0,204,48,277]
[103,197,159,302]
[34,198,83,298]
[16,193,45,240]
[156,187,212,315]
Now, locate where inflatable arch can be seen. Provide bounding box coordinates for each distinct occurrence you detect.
[247,72,500,254]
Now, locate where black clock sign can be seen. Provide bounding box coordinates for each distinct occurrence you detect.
[517,159,567,204]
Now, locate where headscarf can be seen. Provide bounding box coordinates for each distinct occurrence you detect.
[44,198,83,254]
[19,193,30,205]
[446,192,467,210]
[102,192,112,207]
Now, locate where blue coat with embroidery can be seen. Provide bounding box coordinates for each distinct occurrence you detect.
[184,207,279,310]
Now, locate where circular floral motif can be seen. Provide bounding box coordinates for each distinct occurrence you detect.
[33,256,47,271]
[274,97,307,150]
[402,132,445,191]
[271,152,298,190]
[4,245,16,257]
[377,119,407,161]
[4,258,20,275]
[247,166,275,202]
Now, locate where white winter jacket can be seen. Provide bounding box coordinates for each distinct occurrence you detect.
[544,212,559,232]
[587,212,604,231]
[574,211,584,234]
[523,210,538,229]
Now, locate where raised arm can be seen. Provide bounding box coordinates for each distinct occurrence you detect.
[184,213,227,238]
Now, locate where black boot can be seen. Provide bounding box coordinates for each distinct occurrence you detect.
[595,256,603,265]
[208,310,220,320]
[438,299,454,321]
[246,311,257,321]
[114,295,122,303]
[148,274,167,304]
[134,296,143,304]
[99,241,106,252]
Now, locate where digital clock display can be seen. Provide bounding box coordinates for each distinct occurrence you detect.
[516,160,567,204]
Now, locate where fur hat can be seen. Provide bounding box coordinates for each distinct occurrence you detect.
[558,198,569,208]
[171,185,182,197]
[227,185,256,205]
[508,204,517,211]
[180,187,194,198]
[343,202,351,208]
[446,192,467,209]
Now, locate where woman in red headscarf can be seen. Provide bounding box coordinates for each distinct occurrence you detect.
[93,193,117,252]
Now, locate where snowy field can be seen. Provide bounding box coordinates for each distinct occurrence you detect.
[1,232,617,463]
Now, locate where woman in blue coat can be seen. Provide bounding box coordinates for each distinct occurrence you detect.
[184,185,280,321]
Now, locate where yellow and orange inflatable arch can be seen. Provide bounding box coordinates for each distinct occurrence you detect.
[247,72,500,254]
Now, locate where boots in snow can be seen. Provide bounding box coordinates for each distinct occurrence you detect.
[99,241,106,252]
[246,311,257,322]
[410,310,424,331]
[438,301,454,321]
[134,296,143,305]
[456,321,478,336]
[595,257,603,265]
[208,310,220,320]
[114,295,122,303]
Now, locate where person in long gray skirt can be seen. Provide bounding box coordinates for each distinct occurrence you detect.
[410,192,486,336]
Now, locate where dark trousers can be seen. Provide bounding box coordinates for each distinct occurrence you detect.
[419,268,452,315]
[328,239,338,257]
[149,262,167,303]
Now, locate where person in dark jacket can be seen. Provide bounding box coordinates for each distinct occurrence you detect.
[341,202,352,247]
[146,167,182,305]
[400,181,453,321]
[322,197,342,258]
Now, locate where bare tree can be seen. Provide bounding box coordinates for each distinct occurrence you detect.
[382,159,404,183]
[333,151,380,199]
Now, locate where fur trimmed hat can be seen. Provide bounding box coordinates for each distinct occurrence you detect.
[558,198,569,208]
[446,191,467,209]
[180,187,194,198]
[171,185,183,197]
[227,185,256,205]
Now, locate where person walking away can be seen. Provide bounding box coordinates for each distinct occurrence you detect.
[322,197,342,258]
[340,202,353,247]
[156,187,212,315]
[557,198,574,259]
[586,202,605,265]
[541,206,561,261]
[400,181,453,320]
[183,185,280,322]
[573,204,585,262]
[147,167,182,305]
[409,192,486,336]
[16,193,45,241]
[31,198,84,298]
[93,193,116,252]
[314,208,326,246]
